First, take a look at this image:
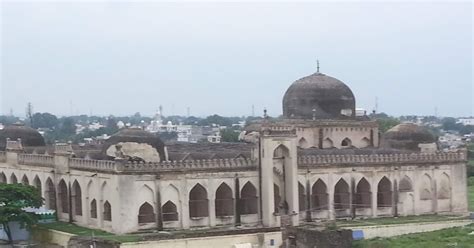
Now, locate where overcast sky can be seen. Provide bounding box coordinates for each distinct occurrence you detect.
[1,1,472,118]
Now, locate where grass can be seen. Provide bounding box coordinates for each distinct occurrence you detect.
[469,183,474,212]
[37,222,141,243]
[353,182,474,247]
[353,224,474,248]
[336,214,463,228]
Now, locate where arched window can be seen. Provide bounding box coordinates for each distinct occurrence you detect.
[240,182,258,214]
[90,199,97,219]
[215,183,234,217]
[420,174,432,200]
[360,137,371,148]
[58,180,69,213]
[341,138,352,148]
[162,201,178,221]
[298,138,309,148]
[72,180,82,216]
[103,201,112,221]
[274,184,281,213]
[322,138,334,149]
[21,175,29,185]
[45,178,56,210]
[273,144,289,158]
[437,173,451,199]
[311,179,328,210]
[399,176,413,192]
[189,184,208,218]
[10,174,17,184]
[0,172,6,183]
[138,202,154,223]
[298,182,305,211]
[33,176,41,195]
[334,179,350,210]
[355,178,371,208]
[377,177,392,207]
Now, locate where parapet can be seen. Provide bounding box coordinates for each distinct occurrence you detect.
[298,151,466,167]
[18,153,54,167]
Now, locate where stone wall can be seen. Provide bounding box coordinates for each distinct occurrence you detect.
[347,219,473,239]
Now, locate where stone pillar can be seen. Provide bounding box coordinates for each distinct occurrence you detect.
[328,173,335,220]
[234,176,241,226]
[371,177,377,217]
[305,177,312,222]
[285,140,299,226]
[260,139,276,227]
[181,178,190,229]
[155,176,163,231]
[209,179,216,227]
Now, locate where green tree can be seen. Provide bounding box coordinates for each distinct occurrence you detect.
[31,112,58,129]
[0,184,43,244]
[220,128,240,142]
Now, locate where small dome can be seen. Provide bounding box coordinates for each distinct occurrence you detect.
[0,123,45,150]
[283,72,356,119]
[102,128,166,162]
[383,123,437,151]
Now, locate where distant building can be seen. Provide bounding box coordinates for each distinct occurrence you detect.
[458,117,474,126]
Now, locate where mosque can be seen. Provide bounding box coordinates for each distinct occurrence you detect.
[0,68,468,237]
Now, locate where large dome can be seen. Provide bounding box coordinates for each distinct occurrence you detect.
[283,72,356,119]
[382,123,437,151]
[0,123,45,150]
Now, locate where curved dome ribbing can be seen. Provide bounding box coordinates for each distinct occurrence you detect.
[283,72,356,119]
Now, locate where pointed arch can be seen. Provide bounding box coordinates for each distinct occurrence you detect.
[45,178,56,210]
[162,201,178,221]
[58,179,69,213]
[399,176,413,192]
[356,178,371,208]
[72,180,82,216]
[311,179,328,210]
[90,199,97,219]
[298,182,306,211]
[33,176,41,196]
[21,175,29,185]
[322,138,334,149]
[215,182,234,217]
[437,173,451,199]
[0,172,6,183]
[341,138,352,148]
[189,183,208,217]
[274,183,281,213]
[298,137,309,148]
[334,178,350,210]
[103,201,112,221]
[240,181,258,214]
[10,173,17,184]
[420,174,432,200]
[273,144,289,158]
[138,184,155,206]
[138,202,154,224]
[377,176,392,207]
[360,137,371,148]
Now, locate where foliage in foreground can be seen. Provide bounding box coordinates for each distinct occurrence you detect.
[353,224,474,248]
[0,183,43,243]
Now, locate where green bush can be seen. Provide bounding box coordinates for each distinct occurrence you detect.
[468,177,474,186]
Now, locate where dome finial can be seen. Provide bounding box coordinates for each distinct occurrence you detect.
[317,60,320,73]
